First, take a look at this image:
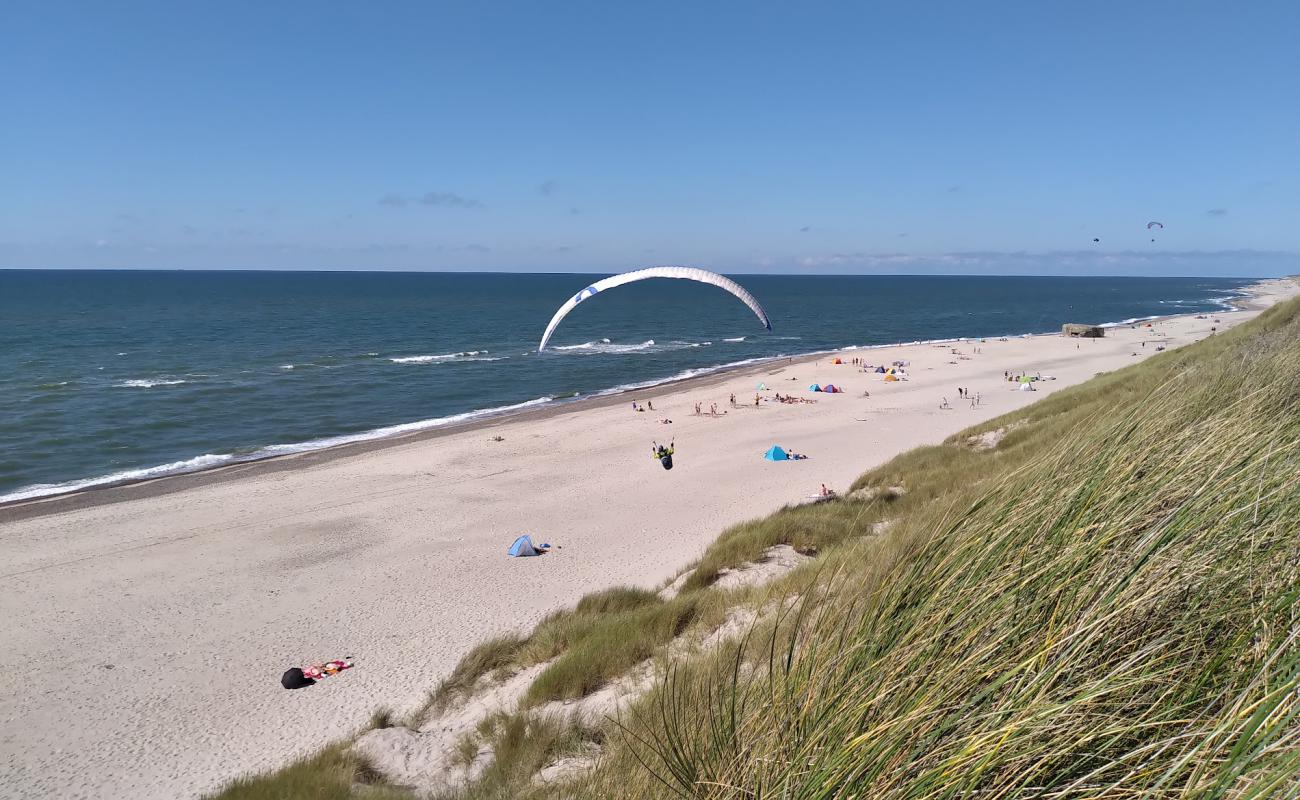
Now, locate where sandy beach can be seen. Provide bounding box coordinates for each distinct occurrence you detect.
[0,278,1293,799]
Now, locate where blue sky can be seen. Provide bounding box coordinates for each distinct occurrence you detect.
[3,1,1298,275]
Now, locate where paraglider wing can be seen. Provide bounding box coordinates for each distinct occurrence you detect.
[1146,221,1164,230]
[538,266,771,351]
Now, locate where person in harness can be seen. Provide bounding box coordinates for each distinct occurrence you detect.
[652,440,675,470]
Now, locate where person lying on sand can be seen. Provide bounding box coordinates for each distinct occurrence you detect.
[281,657,354,690]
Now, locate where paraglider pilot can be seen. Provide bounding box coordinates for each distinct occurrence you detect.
[652,440,675,470]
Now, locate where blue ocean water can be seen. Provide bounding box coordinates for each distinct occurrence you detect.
[0,270,1248,501]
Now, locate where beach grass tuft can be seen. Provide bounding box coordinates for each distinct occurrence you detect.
[208,744,407,800]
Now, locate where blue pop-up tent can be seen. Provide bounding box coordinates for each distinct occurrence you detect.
[764,445,789,461]
[508,535,539,557]
[808,384,822,392]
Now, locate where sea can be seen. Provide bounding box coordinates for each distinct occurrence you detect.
[0,270,1250,503]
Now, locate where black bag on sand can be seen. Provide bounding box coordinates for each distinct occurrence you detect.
[281,667,316,690]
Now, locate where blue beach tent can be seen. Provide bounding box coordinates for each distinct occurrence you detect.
[808,384,822,392]
[508,535,539,557]
[764,445,789,461]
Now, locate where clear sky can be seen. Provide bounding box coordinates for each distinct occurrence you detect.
[3,1,1298,275]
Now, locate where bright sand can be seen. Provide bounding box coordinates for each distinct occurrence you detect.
[1,278,1294,799]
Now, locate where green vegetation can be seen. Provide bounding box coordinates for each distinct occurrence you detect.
[207,297,1300,799]
[210,745,404,800]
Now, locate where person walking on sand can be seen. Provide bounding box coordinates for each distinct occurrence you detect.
[754,393,760,407]
[647,400,654,411]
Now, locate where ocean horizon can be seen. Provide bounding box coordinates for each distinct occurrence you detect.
[0,270,1250,502]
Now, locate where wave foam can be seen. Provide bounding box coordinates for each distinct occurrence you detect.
[115,378,188,388]
[0,453,236,504]
[723,336,746,342]
[389,350,495,364]
[551,339,711,355]
[1099,315,1160,328]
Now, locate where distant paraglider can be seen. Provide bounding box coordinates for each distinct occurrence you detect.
[1148,221,1164,243]
[537,266,771,352]
[1093,238,1101,243]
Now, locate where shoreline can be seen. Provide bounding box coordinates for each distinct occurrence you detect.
[2,277,1296,800]
[0,283,1266,518]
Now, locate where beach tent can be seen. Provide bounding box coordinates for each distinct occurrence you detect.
[808,384,822,392]
[875,366,887,373]
[756,382,768,390]
[764,445,789,461]
[831,358,843,364]
[1019,375,1032,384]
[884,374,899,382]
[823,384,840,393]
[508,535,540,557]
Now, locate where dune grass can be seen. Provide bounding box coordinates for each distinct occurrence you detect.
[210,744,406,800]
[208,298,1300,799]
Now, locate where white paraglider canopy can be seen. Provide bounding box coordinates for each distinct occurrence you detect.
[537,266,771,351]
